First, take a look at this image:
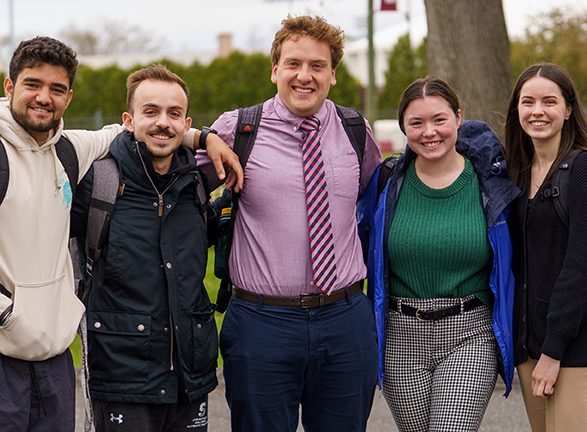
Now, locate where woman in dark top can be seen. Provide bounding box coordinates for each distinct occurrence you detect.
[505,63,587,431]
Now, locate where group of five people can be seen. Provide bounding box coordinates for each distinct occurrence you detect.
[0,12,584,432]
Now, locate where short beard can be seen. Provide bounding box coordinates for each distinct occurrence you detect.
[10,105,59,134]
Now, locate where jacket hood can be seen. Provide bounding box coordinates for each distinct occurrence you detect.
[0,97,65,153]
[455,120,520,227]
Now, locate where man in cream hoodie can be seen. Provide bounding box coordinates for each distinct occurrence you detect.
[0,36,241,432]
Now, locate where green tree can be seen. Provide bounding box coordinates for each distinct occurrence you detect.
[329,61,363,110]
[378,33,427,115]
[66,64,128,118]
[204,51,275,114]
[63,51,364,127]
[510,7,587,103]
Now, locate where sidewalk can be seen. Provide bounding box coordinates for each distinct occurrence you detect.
[76,369,531,431]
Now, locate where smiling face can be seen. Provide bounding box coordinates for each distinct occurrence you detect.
[122,79,191,174]
[518,76,572,148]
[4,63,73,144]
[271,36,337,118]
[403,95,462,164]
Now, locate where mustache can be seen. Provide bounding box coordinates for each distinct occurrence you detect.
[148,127,175,136]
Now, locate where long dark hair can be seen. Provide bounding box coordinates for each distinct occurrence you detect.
[504,63,587,191]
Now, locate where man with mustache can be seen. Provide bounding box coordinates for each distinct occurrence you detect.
[70,64,220,432]
[0,37,241,432]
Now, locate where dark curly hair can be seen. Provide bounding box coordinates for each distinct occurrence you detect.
[9,36,78,88]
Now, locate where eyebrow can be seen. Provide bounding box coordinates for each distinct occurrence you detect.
[142,103,185,112]
[22,77,69,92]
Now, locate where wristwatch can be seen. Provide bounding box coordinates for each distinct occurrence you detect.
[199,126,218,151]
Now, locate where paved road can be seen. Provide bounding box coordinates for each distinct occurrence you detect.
[76,369,531,431]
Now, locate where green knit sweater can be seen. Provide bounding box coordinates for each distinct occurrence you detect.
[387,157,493,307]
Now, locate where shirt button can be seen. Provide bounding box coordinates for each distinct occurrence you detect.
[94,322,101,329]
[153,202,158,208]
[166,204,172,209]
[160,389,166,395]
[196,323,202,329]
[137,324,145,331]
[166,262,172,269]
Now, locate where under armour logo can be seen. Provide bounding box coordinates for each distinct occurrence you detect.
[110,413,124,424]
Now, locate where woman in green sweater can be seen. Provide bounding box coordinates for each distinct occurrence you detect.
[372,77,518,431]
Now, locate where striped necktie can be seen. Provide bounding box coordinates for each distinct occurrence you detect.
[299,116,337,295]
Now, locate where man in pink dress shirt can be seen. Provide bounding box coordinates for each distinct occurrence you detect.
[198,15,382,432]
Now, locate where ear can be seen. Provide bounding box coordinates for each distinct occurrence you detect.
[271,63,278,84]
[122,112,134,132]
[330,67,337,86]
[184,117,192,135]
[64,89,73,110]
[566,105,573,120]
[4,77,13,102]
[456,109,462,128]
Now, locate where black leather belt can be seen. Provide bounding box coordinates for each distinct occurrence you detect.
[232,282,362,309]
[389,296,482,321]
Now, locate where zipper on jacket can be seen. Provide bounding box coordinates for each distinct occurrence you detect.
[135,142,182,218]
[168,295,174,371]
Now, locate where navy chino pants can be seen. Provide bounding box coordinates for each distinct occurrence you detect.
[220,288,379,432]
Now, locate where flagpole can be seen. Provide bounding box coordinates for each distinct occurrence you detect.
[366,0,376,124]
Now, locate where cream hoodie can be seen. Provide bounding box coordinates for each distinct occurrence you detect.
[0,97,123,361]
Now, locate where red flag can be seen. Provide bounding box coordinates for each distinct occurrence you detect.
[381,0,396,11]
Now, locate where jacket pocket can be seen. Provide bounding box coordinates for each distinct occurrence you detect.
[0,274,84,361]
[189,310,218,378]
[87,310,151,385]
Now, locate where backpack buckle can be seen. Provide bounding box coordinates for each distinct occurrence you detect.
[85,257,94,277]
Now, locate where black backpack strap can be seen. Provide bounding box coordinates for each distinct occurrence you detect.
[542,150,582,230]
[84,156,120,279]
[0,136,78,205]
[195,170,209,225]
[234,103,263,170]
[55,136,79,198]
[0,140,8,206]
[215,103,263,313]
[377,155,399,198]
[335,104,367,183]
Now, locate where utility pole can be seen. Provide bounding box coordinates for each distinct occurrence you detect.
[7,0,15,78]
[366,0,376,123]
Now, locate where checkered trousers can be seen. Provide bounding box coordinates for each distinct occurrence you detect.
[383,296,498,432]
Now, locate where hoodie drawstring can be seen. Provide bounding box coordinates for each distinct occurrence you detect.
[49,144,62,195]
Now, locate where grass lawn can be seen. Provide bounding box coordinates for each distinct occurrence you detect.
[70,248,224,368]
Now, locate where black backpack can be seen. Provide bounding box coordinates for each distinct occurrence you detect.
[541,150,584,230]
[213,103,368,313]
[0,136,78,205]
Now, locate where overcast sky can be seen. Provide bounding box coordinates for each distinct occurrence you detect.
[2,0,587,57]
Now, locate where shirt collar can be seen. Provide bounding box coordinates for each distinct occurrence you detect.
[273,93,329,131]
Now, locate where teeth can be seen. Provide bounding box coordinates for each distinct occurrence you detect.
[32,108,50,113]
[152,134,170,139]
[295,87,313,93]
[531,121,548,126]
[423,142,440,148]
